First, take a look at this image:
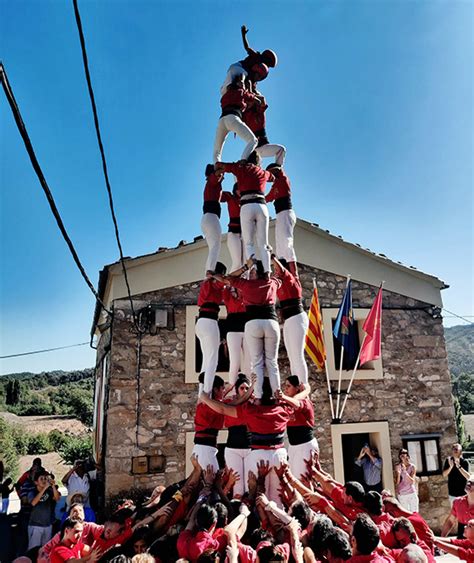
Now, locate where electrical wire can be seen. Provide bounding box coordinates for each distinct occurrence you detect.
[442,308,474,325]
[1,342,89,359]
[0,63,111,316]
[71,0,141,333]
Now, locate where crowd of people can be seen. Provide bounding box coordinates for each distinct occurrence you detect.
[1,25,473,563]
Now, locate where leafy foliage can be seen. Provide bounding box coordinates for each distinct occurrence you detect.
[59,435,93,465]
[445,325,474,414]
[0,418,19,480]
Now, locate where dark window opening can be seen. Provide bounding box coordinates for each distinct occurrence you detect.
[342,433,370,484]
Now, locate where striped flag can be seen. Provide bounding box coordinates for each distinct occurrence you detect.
[305,284,326,371]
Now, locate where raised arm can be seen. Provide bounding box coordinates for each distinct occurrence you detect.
[200,392,238,418]
[241,25,257,56]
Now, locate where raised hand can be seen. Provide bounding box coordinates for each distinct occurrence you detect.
[203,464,216,485]
[247,470,257,493]
[257,459,271,479]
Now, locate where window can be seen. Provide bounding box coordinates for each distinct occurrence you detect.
[322,308,383,380]
[185,306,230,383]
[401,434,442,476]
[331,421,394,492]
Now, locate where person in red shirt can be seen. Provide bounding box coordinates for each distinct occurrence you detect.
[389,517,435,563]
[50,518,101,563]
[216,154,274,274]
[347,514,394,563]
[201,164,224,275]
[242,84,286,166]
[272,256,309,385]
[433,518,474,562]
[193,376,225,473]
[277,375,318,482]
[213,75,259,164]
[220,25,277,95]
[223,284,249,383]
[442,476,474,538]
[224,374,252,498]
[265,164,297,267]
[213,260,282,398]
[196,264,226,395]
[200,386,293,505]
[221,183,244,273]
[363,492,396,548]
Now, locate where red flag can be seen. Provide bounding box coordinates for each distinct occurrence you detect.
[359,286,383,366]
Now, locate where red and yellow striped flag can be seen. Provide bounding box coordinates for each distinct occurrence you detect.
[305,284,326,371]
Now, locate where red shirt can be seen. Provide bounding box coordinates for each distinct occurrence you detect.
[236,402,293,444]
[390,541,435,563]
[194,402,224,437]
[242,95,267,132]
[89,524,133,552]
[203,173,222,203]
[220,87,255,112]
[330,484,365,521]
[371,513,396,548]
[347,554,394,563]
[287,398,314,428]
[50,542,86,563]
[230,277,282,307]
[223,163,273,195]
[276,268,302,301]
[265,170,291,201]
[177,529,226,562]
[451,539,474,563]
[198,279,223,307]
[221,191,241,221]
[452,496,474,525]
[407,512,434,553]
[222,286,246,314]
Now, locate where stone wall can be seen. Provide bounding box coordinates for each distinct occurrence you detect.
[99,264,456,530]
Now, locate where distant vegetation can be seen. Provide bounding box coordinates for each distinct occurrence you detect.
[0,369,94,426]
[445,325,474,415]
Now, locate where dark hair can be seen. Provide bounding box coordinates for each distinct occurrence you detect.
[278,258,289,271]
[309,514,334,556]
[235,374,250,389]
[345,481,365,504]
[109,557,132,563]
[290,500,312,529]
[213,502,228,528]
[232,182,239,196]
[363,491,383,516]
[392,517,417,544]
[196,504,218,531]
[33,457,42,466]
[255,260,265,278]
[197,550,220,563]
[286,375,300,388]
[257,545,285,563]
[132,526,150,543]
[214,262,227,275]
[247,151,259,165]
[68,502,85,513]
[33,469,49,481]
[326,527,352,560]
[352,513,380,555]
[266,163,282,172]
[205,164,215,177]
[213,375,225,390]
[60,517,83,539]
[249,527,273,549]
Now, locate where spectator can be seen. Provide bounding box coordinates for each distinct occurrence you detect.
[62,460,90,507]
[441,475,474,539]
[27,469,61,549]
[442,443,470,504]
[15,458,43,493]
[49,517,101,563]
[355,445,383,493]
[395,449,418,512]
[1,476,14,514]
[60,498,96,524]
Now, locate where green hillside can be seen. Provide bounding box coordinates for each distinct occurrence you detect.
[445,325,474,414]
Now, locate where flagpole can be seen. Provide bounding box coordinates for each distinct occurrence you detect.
[338,334,366,420]
[335,274,351,420]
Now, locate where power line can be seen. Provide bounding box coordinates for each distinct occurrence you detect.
[1,342,89,359]
[72,0,141,333]
[0,63,111,317]
[442,308,474,325]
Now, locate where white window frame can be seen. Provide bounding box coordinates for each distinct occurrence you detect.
[331,421,394,492]
[185,305,229,383]
[322,308,383,380]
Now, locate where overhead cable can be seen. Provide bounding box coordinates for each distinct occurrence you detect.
[442,308,474,325]
[0,342,89,359]
[0,63,111,316]
[72,0,141,333]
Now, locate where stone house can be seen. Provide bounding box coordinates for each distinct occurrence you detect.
[91,218,455,529]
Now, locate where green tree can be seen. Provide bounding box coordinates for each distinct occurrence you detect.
[59,435,93,465]
[453,396,467,446]
[0,418,19,479]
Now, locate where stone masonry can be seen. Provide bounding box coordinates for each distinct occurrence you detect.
[96,263,456,530]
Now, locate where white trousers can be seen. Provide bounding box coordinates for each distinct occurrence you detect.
[227,331,251,384]
[213,115,257,163]
[225,447,250,497]
[240,203,270,272]
[288,438,319,482]
[257,143,287,166]
[283,312,309,384]
[201,213,222,273]
[195,317,220,394]
[220,63,248,96]
[246,448,288,506]
[192,444,219,473]
[275,209,297,262]
[398,492,419,513]
[245,319,280,398]
[227,232,244,272]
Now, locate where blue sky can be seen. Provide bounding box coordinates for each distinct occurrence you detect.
[1,0,472,374]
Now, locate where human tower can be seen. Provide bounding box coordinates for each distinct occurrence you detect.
[193,27,318,504]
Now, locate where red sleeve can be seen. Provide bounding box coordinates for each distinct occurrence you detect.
[221,191,231,203]
[265,185,276,202]
[458,547,474,562]
[236,403,249,422]
[265,170,274,182]
[272,277,283,289]
[451,498,461,516]
[229,277,247,290]
[223,163,239,175]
